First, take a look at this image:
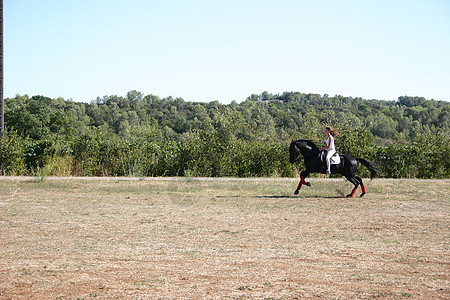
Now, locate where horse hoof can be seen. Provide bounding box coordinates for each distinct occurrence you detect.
[360,193,366,198]
[294,189,299,195]
[305,182,311,187]
[346,194,353,198]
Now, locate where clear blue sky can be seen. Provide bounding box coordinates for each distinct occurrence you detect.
[5,0,450,103]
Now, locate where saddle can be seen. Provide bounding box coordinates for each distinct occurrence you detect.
[320,151,341,165]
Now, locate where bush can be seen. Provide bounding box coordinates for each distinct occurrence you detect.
[0,131,26,175]
[375,132,449,178]
[0,126,448,179]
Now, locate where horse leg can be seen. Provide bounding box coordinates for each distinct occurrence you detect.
[356,176,367,197]
[345,176,359,198]
[294,171,311,195]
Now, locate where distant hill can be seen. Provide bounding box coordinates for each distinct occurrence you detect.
[5,91,449,143]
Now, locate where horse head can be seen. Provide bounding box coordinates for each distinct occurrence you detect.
[289,139,318,163]
[289,140,300,163]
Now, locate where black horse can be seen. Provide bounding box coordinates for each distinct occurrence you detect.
[289,139,378,197]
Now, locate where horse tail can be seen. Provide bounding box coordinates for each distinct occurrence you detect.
[356,158,378,180]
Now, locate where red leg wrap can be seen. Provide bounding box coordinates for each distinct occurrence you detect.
[350,188,357,197]
[300,177,306,185]
[361,185,367,194]
[297,177,306,190]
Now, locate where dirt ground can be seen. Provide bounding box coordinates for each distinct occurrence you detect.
[0,177,449,299]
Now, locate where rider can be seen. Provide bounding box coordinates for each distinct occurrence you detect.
[319,126,339,174]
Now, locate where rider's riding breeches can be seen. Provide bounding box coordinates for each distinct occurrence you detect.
[325,149,336,172]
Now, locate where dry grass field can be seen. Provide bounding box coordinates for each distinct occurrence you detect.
[0,177,448,299]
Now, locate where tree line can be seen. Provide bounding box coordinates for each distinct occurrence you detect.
[0,91,449,178]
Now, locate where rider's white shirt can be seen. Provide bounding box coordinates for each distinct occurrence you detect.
[325,135,335,152]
